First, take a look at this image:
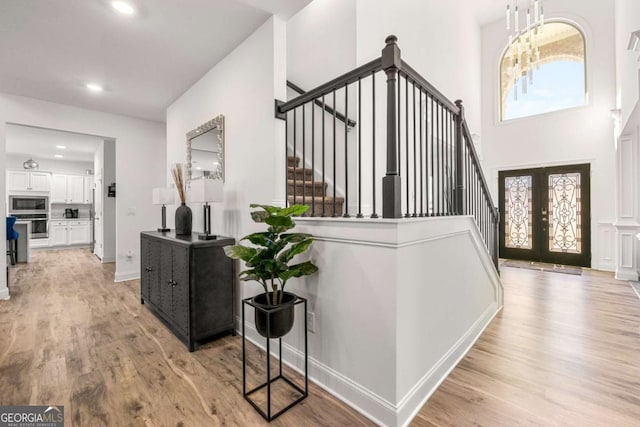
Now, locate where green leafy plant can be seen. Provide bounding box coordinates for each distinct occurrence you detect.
[223,204,318,305]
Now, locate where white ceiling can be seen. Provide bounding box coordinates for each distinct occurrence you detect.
[0,0,538,124]
[6,124,104,163]
[0,0,311,123]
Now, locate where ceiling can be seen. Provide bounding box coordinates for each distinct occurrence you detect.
[0,1,538,124]
[0,0,311,123]
[6,124,104,163]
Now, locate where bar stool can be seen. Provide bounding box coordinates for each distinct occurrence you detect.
[6,216,18,266]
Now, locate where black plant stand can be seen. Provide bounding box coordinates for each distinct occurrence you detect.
[242,295,308,421]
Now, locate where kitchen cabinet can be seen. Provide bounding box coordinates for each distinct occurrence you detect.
[49,220,91,246]
[83,176,94,203]
[140,231,235,351]
[51,174,86,203]
[7,170,51,192]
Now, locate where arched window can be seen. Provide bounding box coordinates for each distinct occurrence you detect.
[500,21,586,121]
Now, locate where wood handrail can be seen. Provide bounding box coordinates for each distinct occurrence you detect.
[278,58,383,113]
[399,61,460,114]
[286,81,356,127]
[462,120,499,220]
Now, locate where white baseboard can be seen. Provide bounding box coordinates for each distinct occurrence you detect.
[236,299,502,427]
[0,287,9,300]
[114,271,140,282]
[397,302,502,426]
[102,256,116,263]
[615,269,639,281]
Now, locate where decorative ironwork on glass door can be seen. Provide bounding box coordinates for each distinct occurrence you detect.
[499,164,590,267]
[504,175,532,249]
[548,172,581,254]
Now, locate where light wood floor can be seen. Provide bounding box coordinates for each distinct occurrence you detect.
[1,250,640,426]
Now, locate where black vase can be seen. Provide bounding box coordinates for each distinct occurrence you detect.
[175,203,192,235]
[252,291,297,338]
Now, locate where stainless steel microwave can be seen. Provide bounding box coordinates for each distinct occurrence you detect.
[8,195,49,213]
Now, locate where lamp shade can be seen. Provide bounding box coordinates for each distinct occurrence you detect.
[152,187,175,205]
[190,179,224,203]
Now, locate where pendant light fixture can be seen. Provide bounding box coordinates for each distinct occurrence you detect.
[506,0,545,100]
[23,157,39,169]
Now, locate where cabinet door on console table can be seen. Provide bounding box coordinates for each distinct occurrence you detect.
[140,231,235,351]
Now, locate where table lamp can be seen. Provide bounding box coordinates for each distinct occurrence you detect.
[190,179,224,240]
[152,187,175,232]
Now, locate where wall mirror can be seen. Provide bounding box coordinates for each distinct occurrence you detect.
[186,114,225,185]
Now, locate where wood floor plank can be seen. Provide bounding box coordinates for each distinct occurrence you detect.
[2,249,640,426]
[1,248,374,427]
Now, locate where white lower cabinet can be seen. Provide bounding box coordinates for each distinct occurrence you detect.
[49,220,90,247]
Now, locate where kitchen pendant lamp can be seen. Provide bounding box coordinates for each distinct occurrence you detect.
[23,158,39,169]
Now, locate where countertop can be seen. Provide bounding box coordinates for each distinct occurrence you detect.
[50,218,91,221]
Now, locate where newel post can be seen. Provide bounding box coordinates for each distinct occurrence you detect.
[454,99,465,215]
[382,35,402,218]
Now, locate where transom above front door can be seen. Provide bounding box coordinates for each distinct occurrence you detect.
[498,164,591,267]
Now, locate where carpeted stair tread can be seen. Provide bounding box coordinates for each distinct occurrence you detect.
[287,179,327,196]
[287,154,344,216]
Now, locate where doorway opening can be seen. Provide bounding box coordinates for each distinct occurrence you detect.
[498,163,591,267]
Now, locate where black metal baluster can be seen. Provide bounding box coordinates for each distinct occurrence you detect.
[311,98,316,216]
[371,72,378,218]
[419,88,424,217]
[322,95,326,217]
[333,90,337,217]
[412,81,417,217]
[447,110,456,215]
[344,83,350,218]
[430,96,434,216]
[357,77,363,218]
[398,72,401,177]
[302,103,306,207]
[293,108,297,207]
[405,76,409,217]
[285,111,289,208]
[435,101,442,216]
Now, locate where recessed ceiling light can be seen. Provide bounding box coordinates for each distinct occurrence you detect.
[56,145,66,149]
[86,83,103,92]
[112,1,135,15]
[54,154,64,158]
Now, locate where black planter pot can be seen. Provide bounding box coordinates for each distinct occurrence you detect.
[175,203,192,235]
[252,291,297,338]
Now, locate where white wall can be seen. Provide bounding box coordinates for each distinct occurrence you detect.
[615,0,640,127]
[0,92,166,298]
[241,216,502,427]
[5,154,93,175]
[481,0,617,271]
[356,0,483,134]
[103,140,116,262]
[287,0,357,89]
[166,16,287,302]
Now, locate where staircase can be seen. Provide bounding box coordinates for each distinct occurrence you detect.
[287,156,344,217]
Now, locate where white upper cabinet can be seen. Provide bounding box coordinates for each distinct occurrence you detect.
[7,170,51,192]
[83,175,94,204]
[51,174,88,203]
[51,174,68,202]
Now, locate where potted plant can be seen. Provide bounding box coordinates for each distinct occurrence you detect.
[224,204,318,338]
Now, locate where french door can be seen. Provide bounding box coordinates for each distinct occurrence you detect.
[498,164,591,267]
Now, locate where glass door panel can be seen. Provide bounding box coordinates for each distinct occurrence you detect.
[499,164,590,267]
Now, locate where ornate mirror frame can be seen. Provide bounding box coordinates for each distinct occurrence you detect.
[186,114,225,186]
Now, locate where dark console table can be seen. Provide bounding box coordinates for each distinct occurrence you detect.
[140,231,235,351]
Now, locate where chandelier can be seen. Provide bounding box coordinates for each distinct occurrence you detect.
[506,0,545,100]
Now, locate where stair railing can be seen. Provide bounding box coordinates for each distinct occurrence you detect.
[276,35,499,269]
